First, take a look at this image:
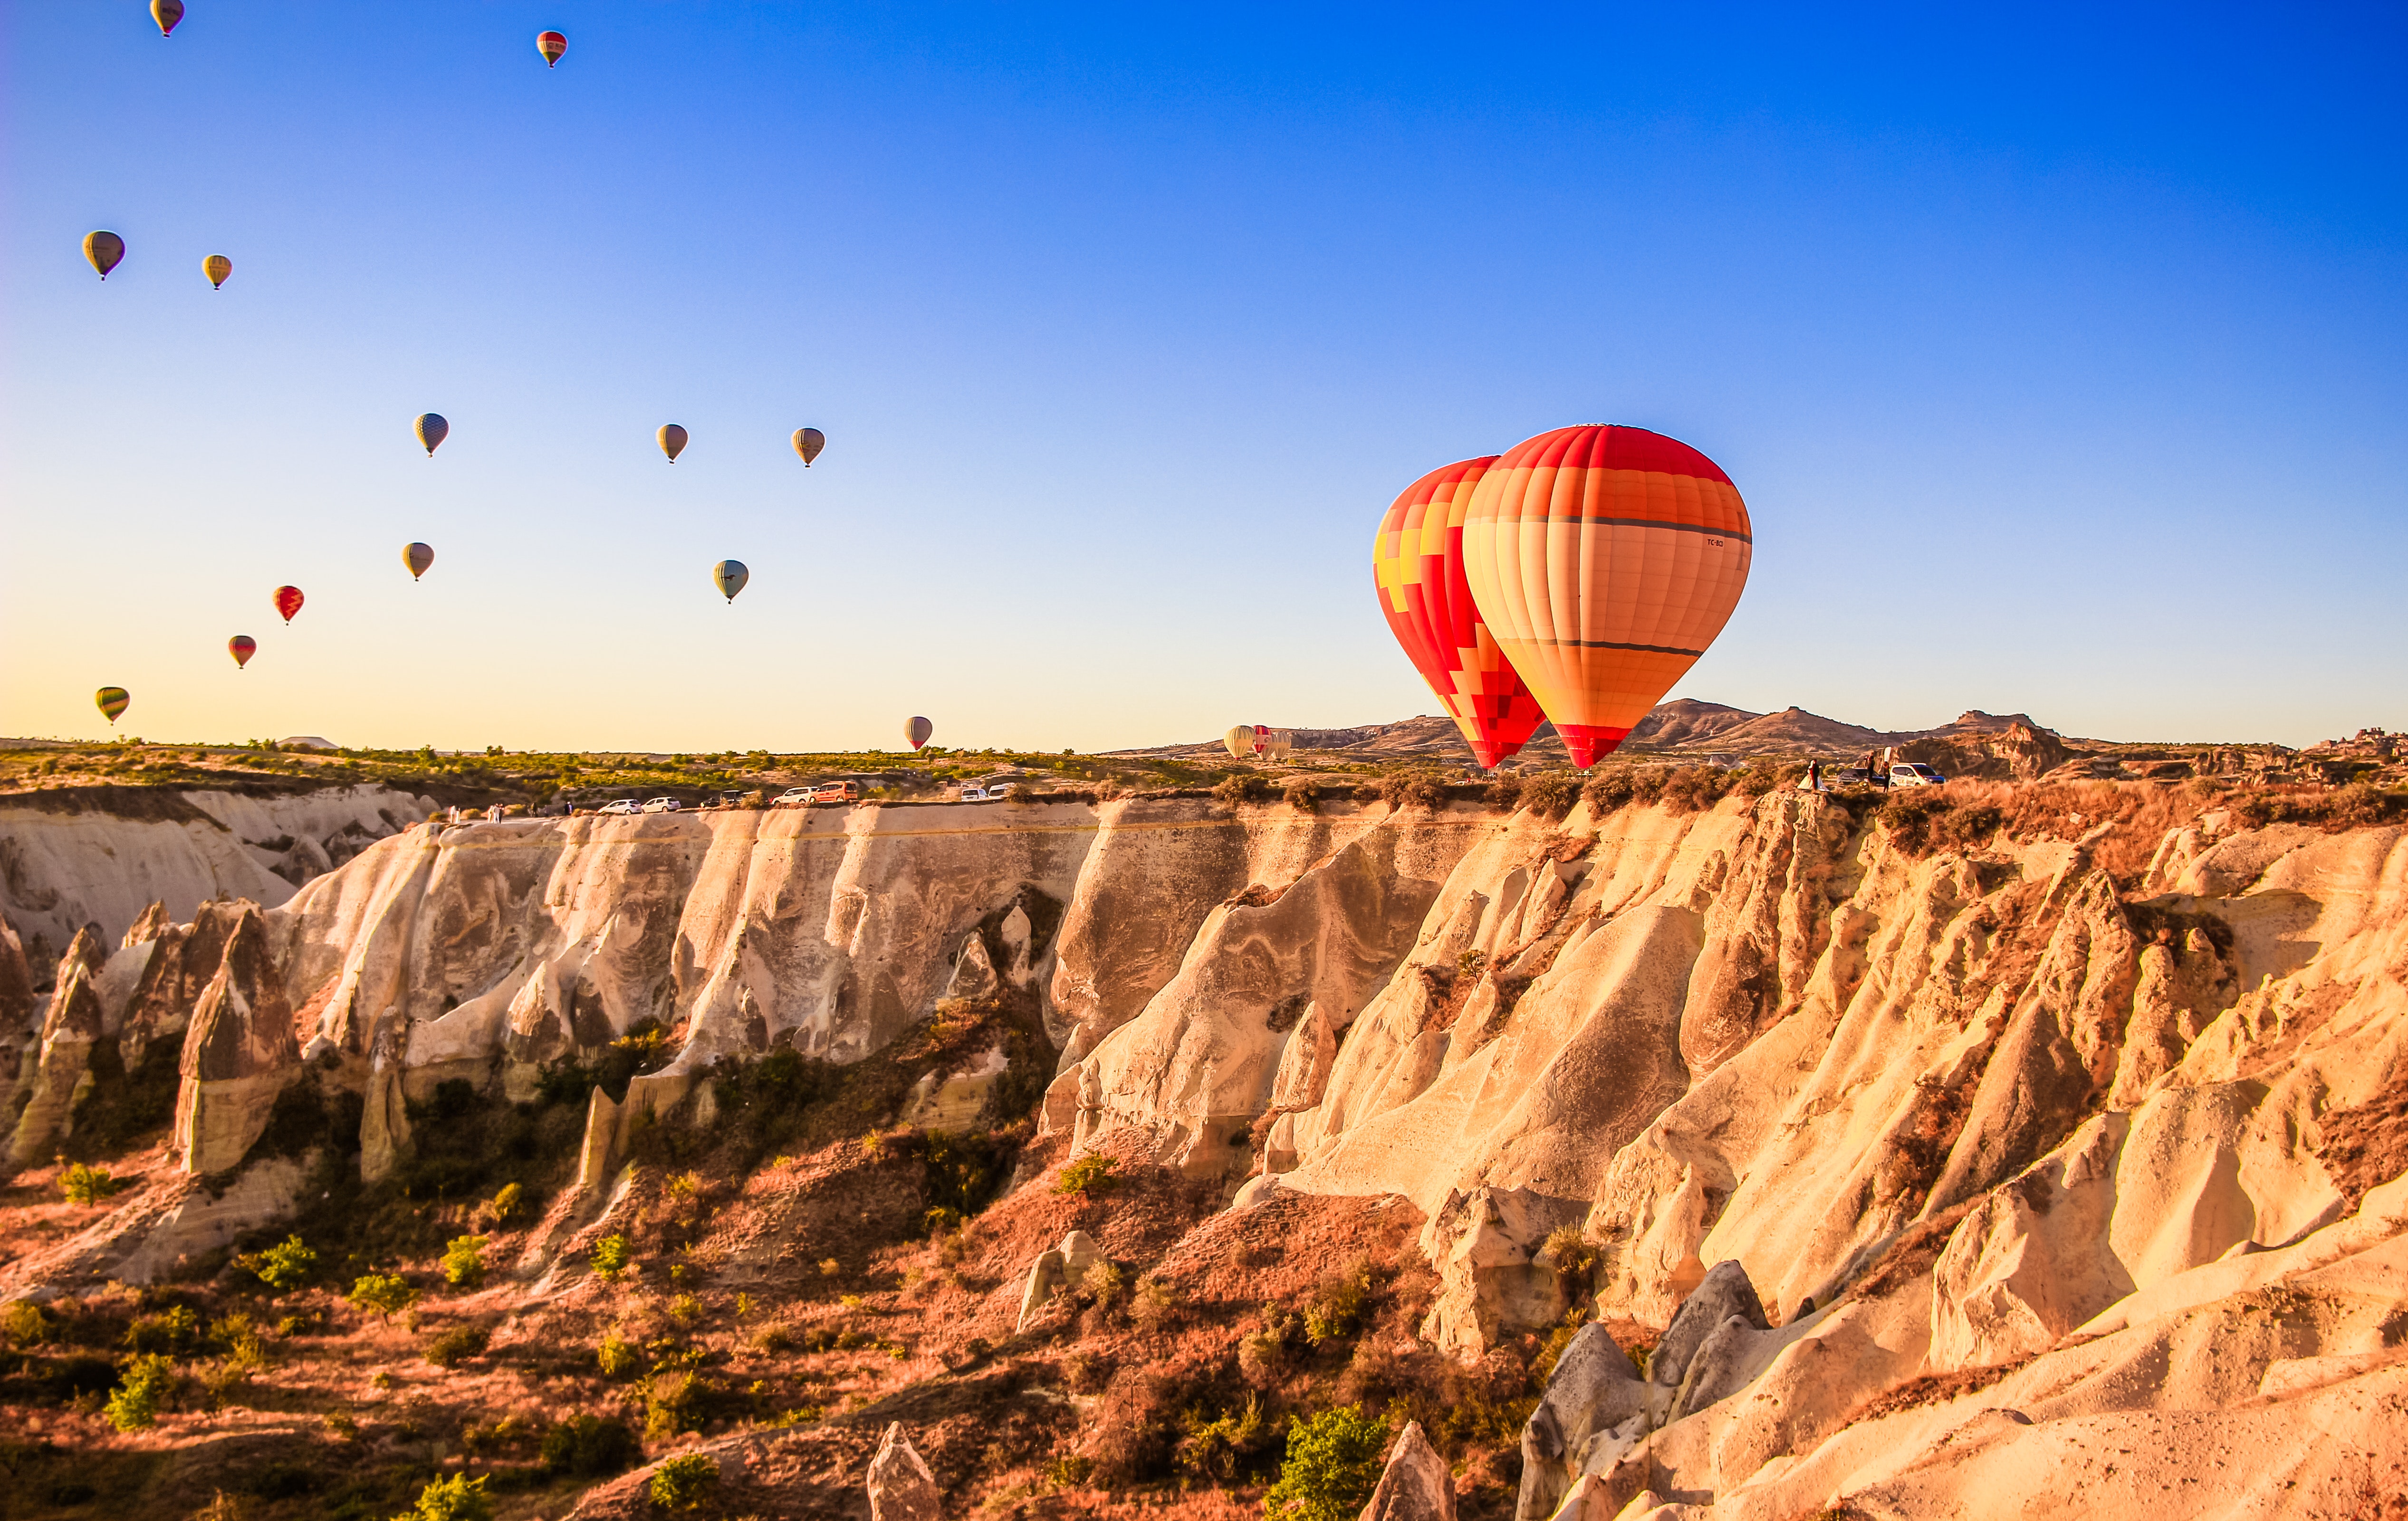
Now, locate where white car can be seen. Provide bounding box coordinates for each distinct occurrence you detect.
[641,796,681,813]
[959,780,1016,801]
[772,787,815,808]
[597,799,642,816]
[1889,764,1947,788]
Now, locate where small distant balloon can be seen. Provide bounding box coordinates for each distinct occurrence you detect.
[792,428,825,467]
[904,716,933,750]
[84,231,125,280]
[152,0,183,37]
[229,635,256,669]
[537,30,567,67]
[96,687,131,725]
[1223,725,1254,761]
[403,542,435,580]
[203,254,231,289]
[415,413,448,456]
[658,424,688,463]
[273,585,304,624]
[711,560,749,603]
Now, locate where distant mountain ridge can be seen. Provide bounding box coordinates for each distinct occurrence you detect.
[1128,703,2062,766]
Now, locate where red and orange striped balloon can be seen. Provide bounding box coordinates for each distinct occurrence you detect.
[273,585,305,625]
[1460,426,1752,768]
[1372,457,1548,770]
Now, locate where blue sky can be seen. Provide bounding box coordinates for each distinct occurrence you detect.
[5,2,2403,752]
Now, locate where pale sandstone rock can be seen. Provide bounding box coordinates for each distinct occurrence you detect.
[866,1422,940,1521]
[1516,1323,1647,1521]
[5,926,109,1170]
[173,905,298,1175]
[1017,1248,1067,1331]
[1059,1229,1100,1280]
[1358,1420,1453,1521]
[1421,1184,1583,1354]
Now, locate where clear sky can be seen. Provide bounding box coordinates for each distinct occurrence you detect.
[5,3,2403,754]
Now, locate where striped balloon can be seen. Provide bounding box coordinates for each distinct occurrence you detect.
[96,687,130,724]
[1460,426,1752,769]
[537,30,567,67]
[273,585,305,624]
[903,716,933,750]
[1372,456,1547,770]
[229,635,256,669]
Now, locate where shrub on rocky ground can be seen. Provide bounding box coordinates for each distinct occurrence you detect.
[650,1453,719,1510]
[105,1351,174,1431]
[1261,1405,1391,1521]
[58,1161,121,1204]
[540,1413,640,1477]
[349,1272,418,1323]
[422,1323,489,1368]
[238,1234,317,1292]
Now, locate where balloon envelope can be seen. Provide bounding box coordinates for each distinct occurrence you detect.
[793,427,825,466]
[152,0,182,36]
[712,559,749,602]
[1372,455,1548,770]
[229,635,256,669]
[204,254,231,288]
[1223,725,1254,760]
[1460,425,1753,769]
[96,687,130,724]
[658,424,688,462]
[537,30,566,66]
[84,231,125,280]
[273,586,305,624]
[403,542,435,580]
[415,413,449,455]
[903,716,933,750]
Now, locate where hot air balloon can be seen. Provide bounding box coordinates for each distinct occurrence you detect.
[792,428,825,467]
[537,30,567,67]
[273,585,305,624]
[1372,456,1548,770]
[1223,725,1254,760]
[904,716,933,750]
[96,687,131,725]
[403,542,434,580]
[84,231,125,280]
[204,254,231,289]
[415,413,449,456]
[152,0,182,37]
[712,560,748,603]
[229,635,257,669]
[1459,426,1753,769]
[658,424,688,463]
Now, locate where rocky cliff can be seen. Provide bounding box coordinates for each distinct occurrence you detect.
[3,778,2403,1516]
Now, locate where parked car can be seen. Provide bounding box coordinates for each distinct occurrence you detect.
[1830,767,1875,786]
[641,796,681,813]
[810,781,860,803]
[959,778,1016,801]
[772,787,815,808]
[597,799,642,816]
[1890,763,1947,787]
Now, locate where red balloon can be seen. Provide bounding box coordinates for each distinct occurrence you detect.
[1372,457,1547,769]
[273,586,304,624]
[229,635,256,669]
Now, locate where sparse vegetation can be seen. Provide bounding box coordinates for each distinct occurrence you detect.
[441,1233,489,1289]
[541,1413,640,1477]
[590,1232,633,1279]
[238,1233,318,1291]
[392,1473,493,1521]
[649,1453,720,1510]
[58,1160,123,1204]
[348,1272,419,1323]
[422,1322,489,1367]
[1057,1153,1116,1196]
[105,1351,175,1431]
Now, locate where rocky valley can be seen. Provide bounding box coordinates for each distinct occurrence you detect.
[2,759,2405,1520]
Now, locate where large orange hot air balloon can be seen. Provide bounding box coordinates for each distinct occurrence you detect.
[229,635,256,669]
[273,585,305,624]
[1460,426,1752,769]
[1372,457,1548,770]
[537,31,567,67]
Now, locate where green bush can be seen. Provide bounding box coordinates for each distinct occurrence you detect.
[485,1181,526,1222]
[597,1331,642,1377]
[1261,1405,1391,1521]
[540,1413,640,1477]
[423,1323,490,1368]
[441,1234,489,1289]
[591,1232,633,1280]
[1056,1154,1116,1196]
[348,1272,418,1323]
[4,1299,51,1347]
[644,1370,704,1440]
[1303,1260,1374,1346]
[649,1453,719,1511]
[106,1351,176,1431]
[239,1234,317,1292]
[391,1473,493,1521]
[59,1161,122,1204]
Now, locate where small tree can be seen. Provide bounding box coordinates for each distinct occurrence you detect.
[392,1473,493,1521]
[348,1272,419,1324]
[649,1453,719,1511]
[590,1232,633,1280]
[239,1234,317,1292]
[1055,1155,1115,1197]
[106,1351,176,1431]
[441,1234,489,1289]
[58,1161,121,1204]
[1260,1405,1391,1521]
